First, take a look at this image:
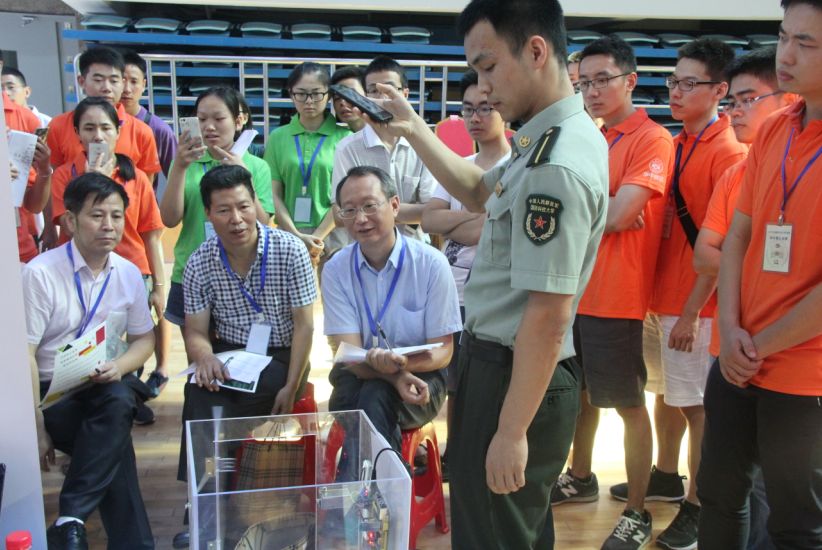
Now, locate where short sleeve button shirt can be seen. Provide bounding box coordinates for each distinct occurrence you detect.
[183,223,317,348]
[321,230,462,348]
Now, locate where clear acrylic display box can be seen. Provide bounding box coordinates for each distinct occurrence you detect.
[186,410,411,550]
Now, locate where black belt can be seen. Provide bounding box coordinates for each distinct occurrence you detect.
[461,331,513,364]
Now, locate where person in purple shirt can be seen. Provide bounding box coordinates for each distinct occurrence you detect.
[121,51,177,180]
[121,50,177,399]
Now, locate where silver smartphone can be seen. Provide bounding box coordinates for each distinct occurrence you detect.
[88,142,111,167]
[179,117,203,144]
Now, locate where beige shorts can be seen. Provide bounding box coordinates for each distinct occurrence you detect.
[643,313,712,407]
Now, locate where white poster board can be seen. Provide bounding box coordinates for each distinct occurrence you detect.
[0,108,46,546]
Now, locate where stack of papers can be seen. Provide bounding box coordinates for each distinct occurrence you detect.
[332,341,442,364]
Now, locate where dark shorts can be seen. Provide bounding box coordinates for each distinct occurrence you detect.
[165,281,185,326]
[577,315,647,409]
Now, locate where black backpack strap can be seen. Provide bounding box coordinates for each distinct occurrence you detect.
[672,185,700,248]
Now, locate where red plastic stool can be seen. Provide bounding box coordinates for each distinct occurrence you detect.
[292,382,318,414]
[403,423,449,549]
[322,421,449,548]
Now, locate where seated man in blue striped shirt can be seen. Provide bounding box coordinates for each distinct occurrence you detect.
[321,166,462,474]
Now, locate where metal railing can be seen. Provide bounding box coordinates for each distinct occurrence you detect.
[140,54,472,140]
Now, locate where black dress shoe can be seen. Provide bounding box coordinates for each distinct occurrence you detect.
[172,530,190,549]
[46,521,88,550]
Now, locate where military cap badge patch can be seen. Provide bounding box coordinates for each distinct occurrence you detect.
[524,194,562,244]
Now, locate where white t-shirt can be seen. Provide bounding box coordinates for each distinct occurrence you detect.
[431,151,510,305]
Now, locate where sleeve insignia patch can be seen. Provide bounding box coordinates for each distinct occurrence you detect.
[524,194,562,244]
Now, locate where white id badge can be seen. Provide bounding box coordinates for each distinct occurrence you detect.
[246,322,272,355]
[763,223,792,273]
[294,196,312,224]
[14,207,20,228]
[204,221,217,240]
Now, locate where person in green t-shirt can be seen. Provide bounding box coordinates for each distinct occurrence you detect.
[263,63,351,263]
[160,86,275,333]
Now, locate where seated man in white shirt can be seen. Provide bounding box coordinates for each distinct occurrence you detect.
[321,165,462,478]
[24,172,156,550]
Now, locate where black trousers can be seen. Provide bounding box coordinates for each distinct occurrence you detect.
[698,361,822,549]
[449,333,581,550]
[177,342,293,481]
[41,379,154,550]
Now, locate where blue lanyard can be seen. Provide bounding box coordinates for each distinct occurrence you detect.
[608,133,624,150]
[66,242,112,338]
[352,237,406,346]
[294,135,326,195]
[673,116,717,193]
[217,227,270,318]
[779,128,822,224]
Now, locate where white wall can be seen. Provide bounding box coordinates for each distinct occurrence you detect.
[0,113,47,549]
[0,12,79,116]
[100,0,783,20]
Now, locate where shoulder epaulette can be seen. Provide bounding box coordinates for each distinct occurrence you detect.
[526,126,561,168]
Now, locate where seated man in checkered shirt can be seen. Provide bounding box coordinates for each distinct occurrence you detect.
[176,164,316,483]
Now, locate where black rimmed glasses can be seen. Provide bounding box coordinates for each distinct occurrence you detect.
[291,90,328,103]
[460,105,494,118]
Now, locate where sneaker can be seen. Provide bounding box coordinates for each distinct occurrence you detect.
[656,500,699,550]
[610,465,685,503]
[47,520,88,550]
[601,509,652,550]
[134,400,155,426]
[551,468,599,505]
[145,370,169,398]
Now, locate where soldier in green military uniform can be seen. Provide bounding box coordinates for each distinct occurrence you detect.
[368,0,609,548]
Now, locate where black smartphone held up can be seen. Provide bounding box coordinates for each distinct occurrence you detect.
[330,84,394,123]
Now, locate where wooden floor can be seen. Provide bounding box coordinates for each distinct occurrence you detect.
[42,272,690,549]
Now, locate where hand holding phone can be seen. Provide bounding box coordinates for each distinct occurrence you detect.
[330,84,394,123]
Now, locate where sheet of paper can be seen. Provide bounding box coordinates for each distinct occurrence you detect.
[41,321,107,409]
[332,341,443,364]
[230,129,258,156]
[182,349,271,393]
[8,130,37,207]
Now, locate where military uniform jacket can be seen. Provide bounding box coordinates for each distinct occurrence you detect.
[463,93,609,360]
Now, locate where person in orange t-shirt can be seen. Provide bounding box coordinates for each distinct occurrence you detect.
[699,2,822,546]
[50,98,165,426]
[693,46,794,550]
[47,46,161,178]
[2,56,52,263]
[549,36,673,549]
[642,38,748,548]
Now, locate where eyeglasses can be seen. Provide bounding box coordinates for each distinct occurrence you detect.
[291,90,328,103]
[460,105,495,118]
[574,73,631,92]
[338,201,386,219]
[723,91,784,113]
[665,76,721,92]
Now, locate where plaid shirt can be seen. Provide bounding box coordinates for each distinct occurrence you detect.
[184,223,317,347]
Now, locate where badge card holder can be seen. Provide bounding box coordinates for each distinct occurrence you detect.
[763,223,792,274]
[246,319,272,356]
[294,193,312,225]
